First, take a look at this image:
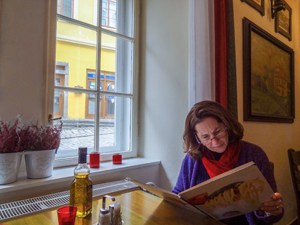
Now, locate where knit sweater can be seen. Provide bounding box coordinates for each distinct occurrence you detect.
[172,140,283,225]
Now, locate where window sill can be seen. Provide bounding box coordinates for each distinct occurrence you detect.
[0,157,161,195]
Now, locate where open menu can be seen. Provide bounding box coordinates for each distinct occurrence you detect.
[126,161,274,220]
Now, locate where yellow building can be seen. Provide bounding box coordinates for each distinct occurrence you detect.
[55,0,116,119]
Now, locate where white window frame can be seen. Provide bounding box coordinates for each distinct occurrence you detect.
[45,0,139,167]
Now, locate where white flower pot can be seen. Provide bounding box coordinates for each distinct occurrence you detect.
[0,152,22,184]
[25,149,56,179]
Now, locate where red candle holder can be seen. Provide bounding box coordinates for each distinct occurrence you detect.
[113,153,122,164]
[89,152,100,168]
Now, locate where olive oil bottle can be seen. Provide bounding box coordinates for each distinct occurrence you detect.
[70,147,93,217]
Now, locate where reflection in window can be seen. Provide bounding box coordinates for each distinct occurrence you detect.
[87,71,115,119]
[57,0,73,18]
[106,83,115,115]
[88,93,96,115]
[54,91,60,113]
[102,0,117,28]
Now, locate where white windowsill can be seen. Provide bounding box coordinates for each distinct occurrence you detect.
[0,157,161,194]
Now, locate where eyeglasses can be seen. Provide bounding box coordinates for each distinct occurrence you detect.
[196,127,227,145]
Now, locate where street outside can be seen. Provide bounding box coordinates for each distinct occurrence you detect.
[57,122,115,151]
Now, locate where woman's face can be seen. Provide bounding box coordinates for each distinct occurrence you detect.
[194,117,229,153]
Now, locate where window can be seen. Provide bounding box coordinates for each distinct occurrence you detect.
[86,70,115,119]
[54,0,137,165]
[102,0,117,28]
[57,0,74,18]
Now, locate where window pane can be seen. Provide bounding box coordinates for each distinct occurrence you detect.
[53,92,132,156]
[101,34,133,94]
[54,89,63,117]
[58,0,98,26]
[56,20,97,89]
[57,0,73,18]
[53,90,96,158]
[102,0,134,38]
[98,95,132,153]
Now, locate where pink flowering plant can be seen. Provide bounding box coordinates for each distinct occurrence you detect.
[0,117,62,153]
[23,121,62,151]
[0,119,23,153]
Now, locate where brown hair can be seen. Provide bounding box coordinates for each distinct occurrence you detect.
[183,101,244,159]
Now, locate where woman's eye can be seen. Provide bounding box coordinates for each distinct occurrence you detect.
[201,135,210,140]
[214,130,221,136]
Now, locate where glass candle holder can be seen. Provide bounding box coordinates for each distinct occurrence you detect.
[112,154,122,164]
[89,152,100,168]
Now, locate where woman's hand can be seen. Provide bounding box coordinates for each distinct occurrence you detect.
[260,192,284,216]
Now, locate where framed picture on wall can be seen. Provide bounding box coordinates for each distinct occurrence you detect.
[242,18,294,123]
[241,0,265,16]
[275,0,292,41]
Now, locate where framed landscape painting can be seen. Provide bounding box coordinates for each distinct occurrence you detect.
[242,18,294,123]
[241,0,265,16]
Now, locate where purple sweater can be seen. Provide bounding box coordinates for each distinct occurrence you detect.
[172,140,283,225]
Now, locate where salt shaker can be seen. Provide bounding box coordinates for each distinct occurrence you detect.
[98,195,115,225]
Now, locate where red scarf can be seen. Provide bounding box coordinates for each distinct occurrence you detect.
[201,141,240,178]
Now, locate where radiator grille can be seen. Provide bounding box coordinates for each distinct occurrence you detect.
[0,179,138,222]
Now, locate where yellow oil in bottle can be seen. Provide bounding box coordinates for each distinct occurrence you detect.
[70,148,93,218]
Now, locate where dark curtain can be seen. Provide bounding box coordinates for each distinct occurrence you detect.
[214,0,237,118]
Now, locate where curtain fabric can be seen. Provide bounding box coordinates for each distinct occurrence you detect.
[214,0,228,108]
[188,0,214,108]
[214,0,237,118]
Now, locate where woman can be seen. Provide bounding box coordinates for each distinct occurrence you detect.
[173,101,284,225]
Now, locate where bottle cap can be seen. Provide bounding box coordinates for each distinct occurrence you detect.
[79,147,87,155]
[78,147,87,163]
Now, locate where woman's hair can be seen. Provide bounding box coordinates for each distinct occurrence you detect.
[183,100,244,159]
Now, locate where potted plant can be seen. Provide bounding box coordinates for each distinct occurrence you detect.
[24,121,62,179]
[0,119,24,184]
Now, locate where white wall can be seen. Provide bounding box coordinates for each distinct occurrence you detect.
[0,0,47,122]
[139,0,189,189]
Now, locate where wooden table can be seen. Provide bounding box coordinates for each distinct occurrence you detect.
[1,190,224,225]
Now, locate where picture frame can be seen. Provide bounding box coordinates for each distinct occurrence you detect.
[241,0,265,16]
[242,18,294,123]
[275,0,292,41]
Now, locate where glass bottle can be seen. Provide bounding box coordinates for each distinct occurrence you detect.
[70,147,93,217]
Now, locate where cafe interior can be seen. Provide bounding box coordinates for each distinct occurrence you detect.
[0,0,300,224]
